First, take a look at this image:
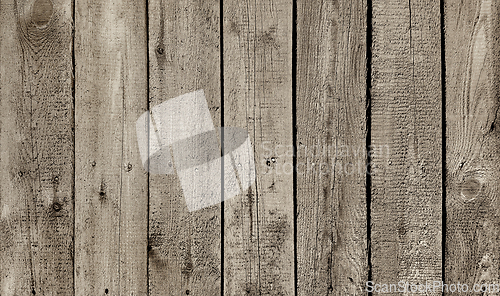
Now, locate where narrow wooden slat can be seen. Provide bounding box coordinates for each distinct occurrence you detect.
[0,0,74,294]
[147,0,222,295]
[222,0,294,294]
[74,0,148,294]
[370,0,442,293]
[296,0,368,294]
[445,0,500,291]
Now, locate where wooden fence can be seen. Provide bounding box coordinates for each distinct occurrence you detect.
[0,0,498,294]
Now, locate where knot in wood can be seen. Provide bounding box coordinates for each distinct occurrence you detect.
[460,178,481,201]
[32,0,53,28]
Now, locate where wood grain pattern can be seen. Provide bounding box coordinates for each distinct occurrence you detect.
[74,0,148,295]
[370,0,442,293]
[296,0,368,294]
[445,0,500,291]
[0,0,74,294]
[3,1,500,294]
[147,0,222,295]
[222,0,294,294]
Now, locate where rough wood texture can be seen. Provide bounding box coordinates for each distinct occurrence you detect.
[0,0,74,295]
[74,0,148,295]
[445,0,500,290]
[147,0,222,295]
[370,0,442,293]
[4,1,500,294]
[296,0,368,294]
[223,0,294,295]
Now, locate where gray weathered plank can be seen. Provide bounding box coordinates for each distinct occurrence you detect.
[445,0,500,291]
[296,0,368,294]
[0,0,74,294]
[222,0,294,294]
[147,0,222,295]
[370,0,442,293]
[74,0,148,294]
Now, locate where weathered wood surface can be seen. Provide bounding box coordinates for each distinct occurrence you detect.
[370,0,443,293]
[2,0,500,294]
[222,0,294,295]
[296,0,368,294]
[445,0,500,291]
[0,0,74,295]
[147,0,222,295]
[74,0,148,295]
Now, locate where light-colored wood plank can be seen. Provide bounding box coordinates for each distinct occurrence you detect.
[296,0,368,294]
[370,0,442,293]
[445,0,500,290]
[0,0,74,294]
[222,0,294,294]
[74,0,148,295]
[147,0,222,295]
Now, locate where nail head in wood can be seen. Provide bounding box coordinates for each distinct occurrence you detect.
[52,202,62,212]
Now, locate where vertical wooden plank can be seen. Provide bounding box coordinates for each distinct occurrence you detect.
[370,0,442,293]
[74,0,148,294]
[296,0,368,294]
[147,0,222,295]
[222,0,294,295]
[0,0,74,294]
[445,0,500,291]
